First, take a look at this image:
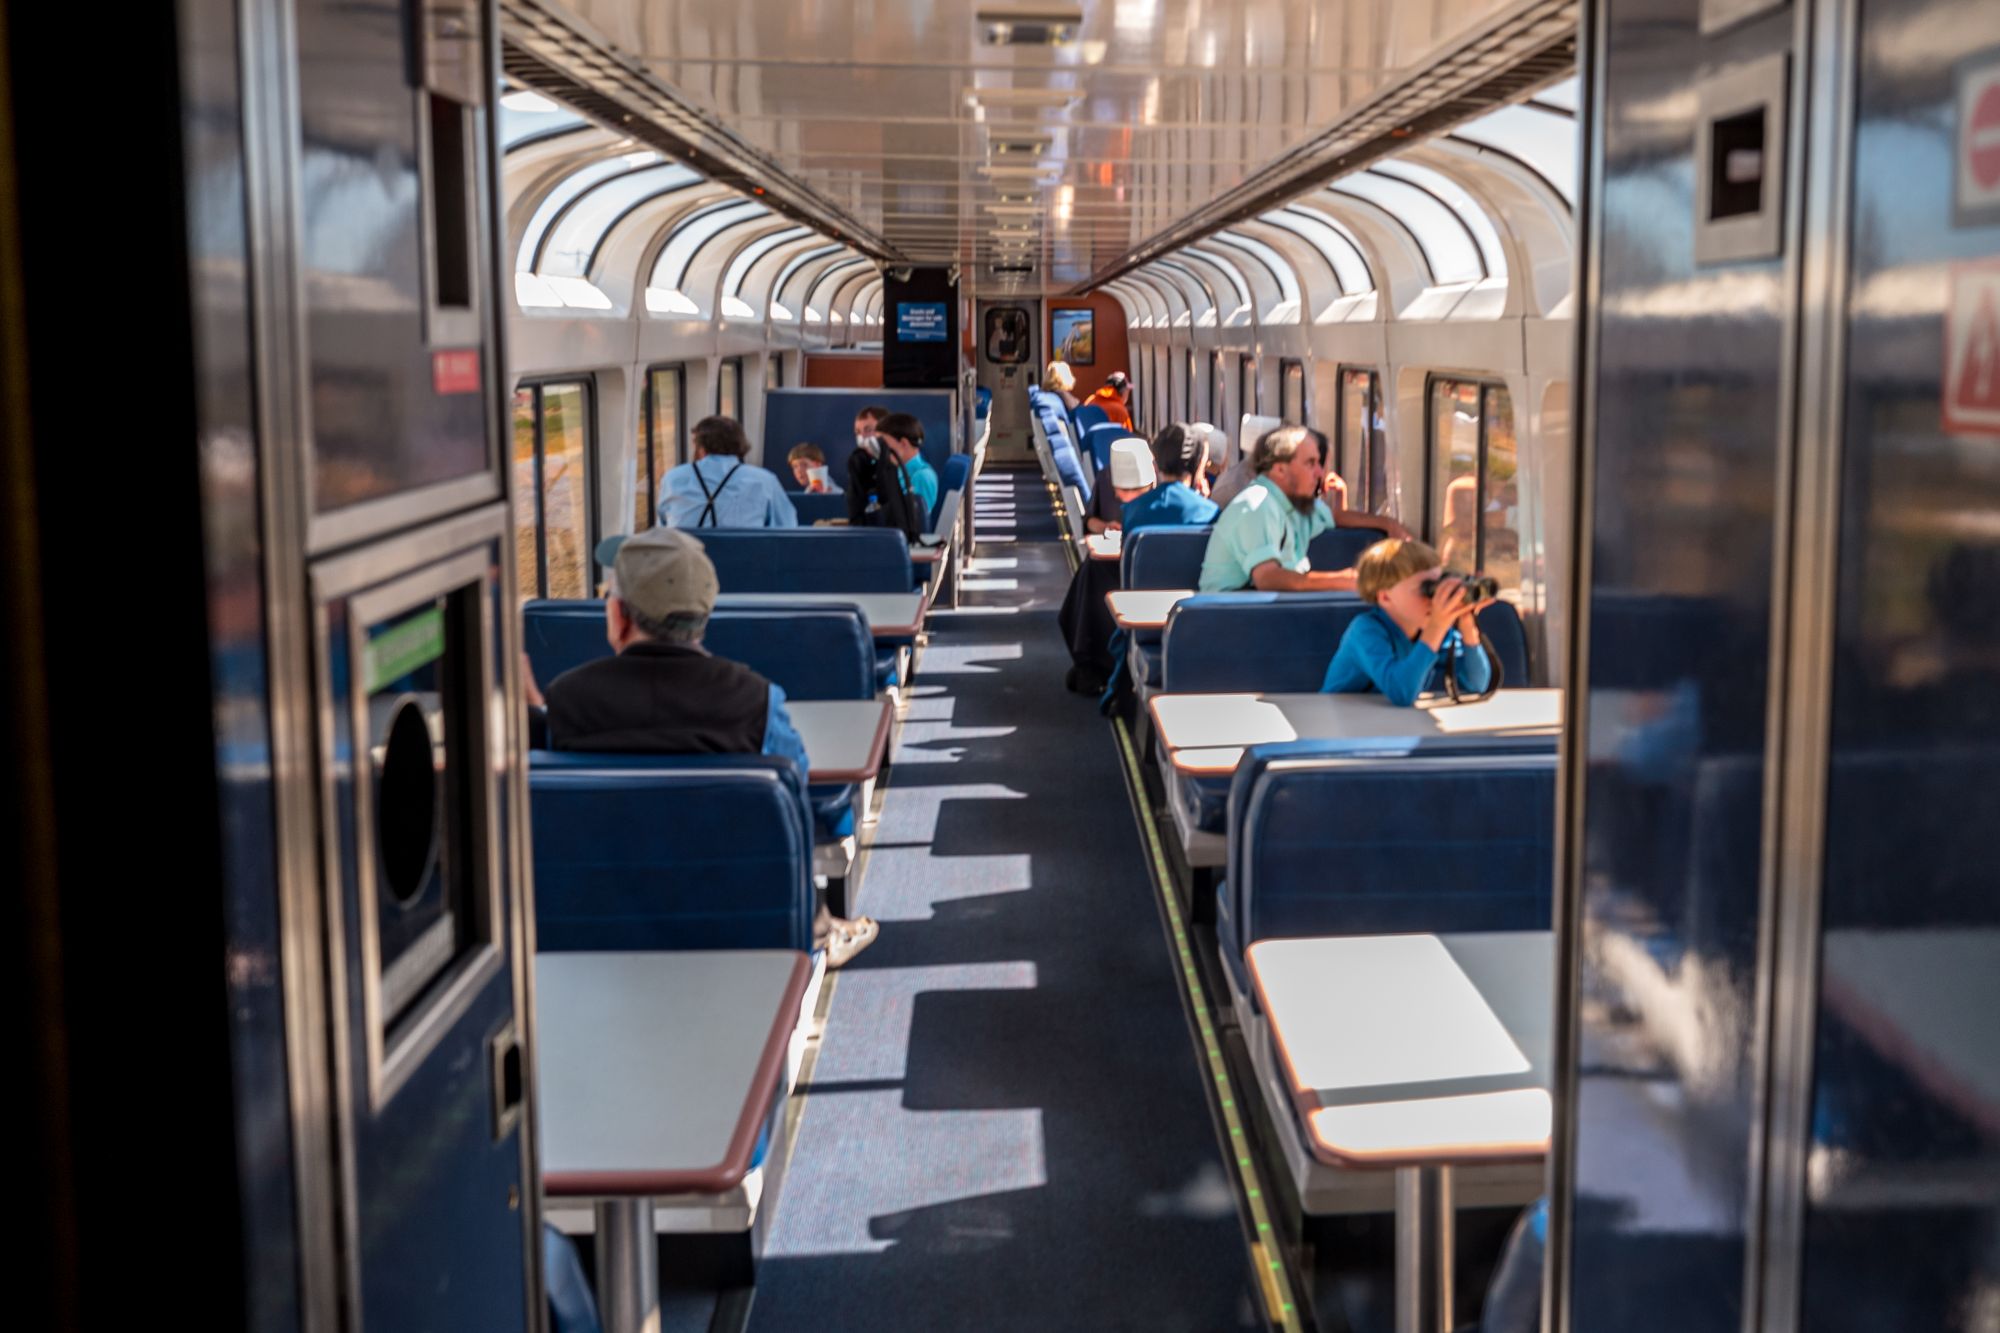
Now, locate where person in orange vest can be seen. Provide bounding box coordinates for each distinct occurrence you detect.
[1083,371,1134,429]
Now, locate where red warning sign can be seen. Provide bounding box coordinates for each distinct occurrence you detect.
[1958,55,2000,224]
[432,348,482,396]
[1945,261,2000,437]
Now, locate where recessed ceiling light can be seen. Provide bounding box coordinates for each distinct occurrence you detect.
[965,87,1080,111]
[978,164,1055,178]
[989,135,1053,157]
[984,203,1040,216]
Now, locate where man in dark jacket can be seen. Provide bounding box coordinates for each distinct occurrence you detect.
[525,527,877,965]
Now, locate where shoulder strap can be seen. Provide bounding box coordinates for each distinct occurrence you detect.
[693,460,743,527]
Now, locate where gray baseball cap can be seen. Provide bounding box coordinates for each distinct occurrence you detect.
[600,528,718,621]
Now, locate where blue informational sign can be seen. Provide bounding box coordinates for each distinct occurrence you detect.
[897,301,948,342]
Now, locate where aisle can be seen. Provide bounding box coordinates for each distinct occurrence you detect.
[747,469,1260,1331]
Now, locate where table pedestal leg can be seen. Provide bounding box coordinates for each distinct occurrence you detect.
[595,1198,659,1333]
[1395,1164,1454,1333]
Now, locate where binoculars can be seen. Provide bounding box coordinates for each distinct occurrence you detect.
[1421,572,1500,603]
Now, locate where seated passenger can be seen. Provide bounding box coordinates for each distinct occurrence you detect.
[1320,537,1492,706]
[845,406,924,541]
[660,415,798,530]
[522,528,877,966]
[879,412,939,520]
[787,441,841,494]
[1086,437,1157,534]
[1082,370,1135,429]
[1208,414,1276,510]
[1121,423,1220,532]
[1046,359,1081,412]
[1197,425,1359,593]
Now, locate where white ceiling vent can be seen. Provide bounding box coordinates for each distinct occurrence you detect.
[976,8,1082,48]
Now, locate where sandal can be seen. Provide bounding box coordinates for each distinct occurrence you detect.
[826,916,879,969]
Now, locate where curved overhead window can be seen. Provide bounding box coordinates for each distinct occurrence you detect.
[1450,103,1578,206]
[537,162,699,277]
[500,90,588,150]
[1330,172,1483,285]
[1182,248,1251,308]
[1370,161,1508,280]
[517,152,659,271]
[774,243,848,308]
[804,257,872,316]
[1215,231,1302,306]
[1263,207,1373,294]
[723,225,810,297]
[1530,77,1579,114]
[649,198,768,294]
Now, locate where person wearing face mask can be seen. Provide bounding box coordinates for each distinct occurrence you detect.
[844,404,924,541]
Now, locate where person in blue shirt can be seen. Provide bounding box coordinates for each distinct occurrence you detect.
[1321,537,1493,705]
[659,415,799,529]
[877,412,939,523]
[1121,422,1221,532]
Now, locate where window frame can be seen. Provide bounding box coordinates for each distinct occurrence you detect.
[513,376,597,600]
[637,362,687,532]
[1335,365,1385,512]
[717,357,744,417]
[1423,372,1511,570]
[1279,358,1306,425]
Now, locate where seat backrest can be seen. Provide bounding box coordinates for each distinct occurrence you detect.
[1122,525,1213,589]
[1082,421,1127,473]
[1075,403,1110,431]
[523,599,611,685]
[1474,599,1531,687]
[1049,429,1092,503]
[787,492,849,525]
[1162,592,1367,692]
[975,385,992,417]
[1228,737,1557,947]
[526,599,874,699]
[926,487,963,547]
[530,752,814,952]
[702,606,874,700]
[693,527,912,593]
[1306,527,1379,572]
[935,454,972,525]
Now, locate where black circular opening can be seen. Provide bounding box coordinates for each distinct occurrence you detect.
[377,697,441,908]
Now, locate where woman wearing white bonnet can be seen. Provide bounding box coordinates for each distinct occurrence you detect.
[1045,359,1080,411]
[1084,436,1158,534]
[1209,413,1280,510]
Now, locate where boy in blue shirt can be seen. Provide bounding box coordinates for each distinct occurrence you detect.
[1121,422,1221,532]
[1322,538,1493,705]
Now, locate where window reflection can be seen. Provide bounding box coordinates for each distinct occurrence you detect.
[511,387,538,604]
[539,383,591,599]
[1427,377,1520,601]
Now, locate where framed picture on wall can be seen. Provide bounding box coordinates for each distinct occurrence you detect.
[1051,307,1095,365]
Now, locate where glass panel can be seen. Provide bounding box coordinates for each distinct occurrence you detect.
[537,163,699,278]
[499,91,587,149]
[511,387,540,602]
[764,355,782,391]
[1339,371,1370,503]
[1240,356,1257,416]
[1216,230,1302,304]
[775,245,848,308]
[1268,206,1374,295]
[1211,352,1226,426]
[538,383,591,599]
[1280,361,1305,425]
[517,154,657,272]
[1431,378,1481,567]
[650,200,767,296]
[643,366,681,530]
[1332,173,1485,285]
[1185,349,1196,421]
[1482,385,1521,600]
[1183,248,1251,306]
[1371,160,1509,281]
[1366,376,1389,516]
[1451,103,1579,205]
[1532,75,1579,113]
[724,226,810,297]
[718,360,741,418]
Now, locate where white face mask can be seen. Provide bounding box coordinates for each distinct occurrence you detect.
[856,433,877,455]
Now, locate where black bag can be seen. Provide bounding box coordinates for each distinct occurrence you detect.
[845,444,923,543]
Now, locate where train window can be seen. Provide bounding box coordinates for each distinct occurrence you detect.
[764,355,783,391]
[1239,356,1258,418]
[1211,351,1226,427]
[636,363,685,532]
[718,358,743,418]
[1185,349,1197,422]
[1280,359,1305,425]
[1426,376,1518,599]
[511,379,595,601]
[1337,367,1389,513]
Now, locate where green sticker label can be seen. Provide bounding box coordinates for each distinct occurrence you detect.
[366,606,446,693]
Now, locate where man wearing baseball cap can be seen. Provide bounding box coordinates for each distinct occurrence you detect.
[1082,370,1134,430]
[524,527,878,964]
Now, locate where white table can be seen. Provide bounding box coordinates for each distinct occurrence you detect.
[1105,586,1189,630]
[787,698,894,784]
[1081,531,1122,562]
[538,950,811,1333]
[715,590,926,639]
[1151,688,1564,775]
[1249,932,1553,1333]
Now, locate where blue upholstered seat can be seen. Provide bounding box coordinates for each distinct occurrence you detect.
[692,527,913,594]
[1082,421,1127,473]
[530,752,816,953]
[524,599,877,702]
[1216,737,1557,1001]
[1122,526,1213,590]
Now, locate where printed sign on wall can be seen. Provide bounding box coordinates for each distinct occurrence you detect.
[1957,52,2000,227]
[896,301,948,342]
[1945,261,2000,437]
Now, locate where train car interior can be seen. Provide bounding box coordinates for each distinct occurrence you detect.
[7,0,1998,1331]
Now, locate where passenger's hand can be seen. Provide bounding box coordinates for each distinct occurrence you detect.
[520,652,545,709]
[1375,516,1413,541]
[1106,520,1122,533]
[1421,581,1470,649]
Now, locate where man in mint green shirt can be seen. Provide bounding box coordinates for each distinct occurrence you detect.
[1198,425,1401,592]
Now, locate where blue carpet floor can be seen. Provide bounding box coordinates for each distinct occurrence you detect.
[745,469,1261,1332]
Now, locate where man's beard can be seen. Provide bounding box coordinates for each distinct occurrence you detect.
[1290,492,1317,513]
